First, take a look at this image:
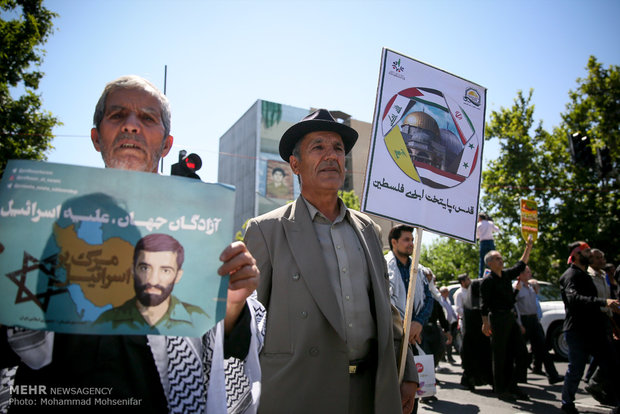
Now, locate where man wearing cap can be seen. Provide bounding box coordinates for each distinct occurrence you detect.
[559,241,620,414]
[244,109,418,414]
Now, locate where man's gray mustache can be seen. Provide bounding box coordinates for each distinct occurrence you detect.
[114,133,147,148]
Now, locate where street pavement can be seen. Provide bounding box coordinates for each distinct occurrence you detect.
[417,354,614,414]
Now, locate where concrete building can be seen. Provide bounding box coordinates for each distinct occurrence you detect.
[218,99,399,247]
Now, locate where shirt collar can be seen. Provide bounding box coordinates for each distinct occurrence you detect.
[570,263,588,274]
[490,270,502,279]
[588,266,605,277]
[395,255,411,270]
[302,195,348,225]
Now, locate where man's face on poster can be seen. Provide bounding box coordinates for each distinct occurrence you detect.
[133,250,183,307]
[272,169,284,185]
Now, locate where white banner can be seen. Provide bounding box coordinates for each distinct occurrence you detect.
[362,49,486,242]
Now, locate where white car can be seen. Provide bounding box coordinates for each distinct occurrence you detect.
[446,280,568,360]
[536,281,567,360]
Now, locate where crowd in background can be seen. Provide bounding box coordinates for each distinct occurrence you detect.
[398,214,620,414]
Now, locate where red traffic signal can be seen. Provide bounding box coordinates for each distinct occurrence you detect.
[183,153,202,172]
[171,151,202,180]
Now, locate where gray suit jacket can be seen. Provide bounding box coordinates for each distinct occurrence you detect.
[244,197,414,413]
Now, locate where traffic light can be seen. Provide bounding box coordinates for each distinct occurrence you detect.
[596,146,613,178]
[568,132,594,167]
[171,150,202,180]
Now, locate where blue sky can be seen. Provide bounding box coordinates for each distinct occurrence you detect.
[24,0,620,241]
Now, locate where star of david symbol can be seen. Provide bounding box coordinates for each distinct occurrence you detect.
[463,162,469,169]
[6,251,67,312]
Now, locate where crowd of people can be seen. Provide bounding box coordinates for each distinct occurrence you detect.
[382,219,620,413]
[448,230,620,414]
[1,75,619,414]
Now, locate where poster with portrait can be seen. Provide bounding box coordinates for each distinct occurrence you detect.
[0,160,234,337]
[362,48,487,242]
[265,159,294,200]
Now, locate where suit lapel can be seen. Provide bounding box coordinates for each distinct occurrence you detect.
[282,199,346,341]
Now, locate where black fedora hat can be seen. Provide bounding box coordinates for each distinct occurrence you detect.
[279,109,358,161]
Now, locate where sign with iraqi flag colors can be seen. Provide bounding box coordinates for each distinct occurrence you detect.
[362,49,487,242]
[520,198,538,242]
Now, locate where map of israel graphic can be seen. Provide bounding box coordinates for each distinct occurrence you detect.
[54,222,135,321]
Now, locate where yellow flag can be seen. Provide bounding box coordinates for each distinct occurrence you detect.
[384,127,420,182]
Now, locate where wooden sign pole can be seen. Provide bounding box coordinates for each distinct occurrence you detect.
[398,226,423,382]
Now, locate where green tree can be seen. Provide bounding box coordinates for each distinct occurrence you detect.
[338,189,360,211]
[554,56,619,263]
[563,56,620,164]
[0,0,60,176]
[481,89,562,279]
[481,56,619,281]
[421,237,477,285]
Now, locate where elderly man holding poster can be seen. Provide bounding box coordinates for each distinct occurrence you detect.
[244,109,418,414]
[1,75,264,413]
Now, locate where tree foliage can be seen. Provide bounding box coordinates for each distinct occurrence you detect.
[338,189,360,211]
[481,89,564,279]
[554,57,620,266]
[422,56,619,283]
[421,238,477,285]
[563,56,620,163]
[0,0,60,176]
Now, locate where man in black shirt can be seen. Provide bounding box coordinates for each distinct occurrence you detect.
[559,241,620,414]
[480,235,533,401]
